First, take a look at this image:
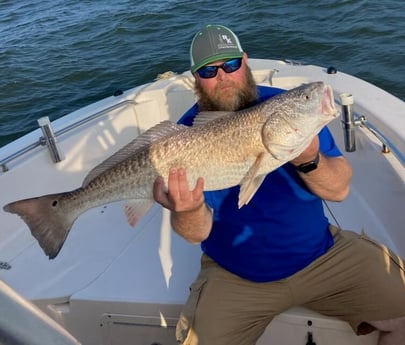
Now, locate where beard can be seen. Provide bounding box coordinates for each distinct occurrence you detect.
[194,66,258,112]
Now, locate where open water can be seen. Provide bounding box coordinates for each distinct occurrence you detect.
[1,0,404,147]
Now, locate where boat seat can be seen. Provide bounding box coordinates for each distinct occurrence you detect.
[258,306,379,345]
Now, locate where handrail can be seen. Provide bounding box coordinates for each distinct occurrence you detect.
[358,115,405,167]
[52,99,138,138]
[0,99,137,172]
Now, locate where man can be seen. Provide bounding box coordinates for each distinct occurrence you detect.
[154,24,405,345]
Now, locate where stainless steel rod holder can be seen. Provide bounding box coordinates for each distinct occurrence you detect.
[38,117,64,163]
[339,93,356,152]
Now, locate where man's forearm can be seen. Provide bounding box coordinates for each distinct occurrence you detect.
[171,202,213,243]
[297,154,352,201]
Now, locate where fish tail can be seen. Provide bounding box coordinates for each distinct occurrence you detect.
[3,193,76,259]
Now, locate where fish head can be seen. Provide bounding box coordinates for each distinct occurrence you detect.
[261,81,339,161]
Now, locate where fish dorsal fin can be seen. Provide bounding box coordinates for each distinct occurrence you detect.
[238,152,267,208]
[82,121,186,187]
[192,111,233,126]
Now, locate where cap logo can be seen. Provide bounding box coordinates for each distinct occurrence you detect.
[221,34,233,44]
[217,34,237,50]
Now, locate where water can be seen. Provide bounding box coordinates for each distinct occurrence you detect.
[1,0,404,147]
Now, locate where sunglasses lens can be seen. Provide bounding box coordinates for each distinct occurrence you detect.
[197,58,242,79]
[222,58,242,73]
[197,66,217,78]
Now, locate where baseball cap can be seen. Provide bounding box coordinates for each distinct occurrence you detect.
[190,25,244,73]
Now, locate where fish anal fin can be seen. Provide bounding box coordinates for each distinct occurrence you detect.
[238,153,267,208]
[123,199,154,227]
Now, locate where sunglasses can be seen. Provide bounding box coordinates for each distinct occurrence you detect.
[196,58,242,79]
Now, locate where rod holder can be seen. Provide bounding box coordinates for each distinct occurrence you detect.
[38,117,64,163]
[339,93,356,152]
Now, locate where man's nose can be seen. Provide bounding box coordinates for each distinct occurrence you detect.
[216,67,227,80]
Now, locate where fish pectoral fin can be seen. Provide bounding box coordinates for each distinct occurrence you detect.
[238,175,267,208]
[238,153,267,208]
[123,199,154,227]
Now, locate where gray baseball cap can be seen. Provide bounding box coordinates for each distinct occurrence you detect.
[190,25,244,73]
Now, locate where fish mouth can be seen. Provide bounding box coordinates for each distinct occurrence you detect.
[321,84,338,117]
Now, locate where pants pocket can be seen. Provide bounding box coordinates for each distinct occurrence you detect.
[359,230,405,272]
[176,274,208,344]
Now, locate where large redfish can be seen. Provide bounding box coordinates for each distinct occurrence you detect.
[3,82,338,259]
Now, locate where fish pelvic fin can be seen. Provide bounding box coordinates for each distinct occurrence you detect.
[3,194,76,259]
[238,153,267,208]
[123,199,154,227]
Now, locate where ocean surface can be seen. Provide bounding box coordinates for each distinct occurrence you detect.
[1,0,404,147]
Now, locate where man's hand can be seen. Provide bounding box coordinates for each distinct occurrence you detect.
[153,168,205,212]
[153,168,212,243]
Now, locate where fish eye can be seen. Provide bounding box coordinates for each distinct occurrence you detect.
[52,200,58,207]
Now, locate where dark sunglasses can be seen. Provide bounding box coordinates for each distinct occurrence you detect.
[196,58,242,79]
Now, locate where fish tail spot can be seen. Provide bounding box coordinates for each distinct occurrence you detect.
[4,194,76,259]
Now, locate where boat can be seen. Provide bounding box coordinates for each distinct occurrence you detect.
[0,58,404,345]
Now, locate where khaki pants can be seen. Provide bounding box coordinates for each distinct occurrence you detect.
[176,226,405,345]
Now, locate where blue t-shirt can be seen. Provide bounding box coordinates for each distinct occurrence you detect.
[178,86,342,282]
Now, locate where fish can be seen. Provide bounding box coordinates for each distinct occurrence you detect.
[3,82,338,259]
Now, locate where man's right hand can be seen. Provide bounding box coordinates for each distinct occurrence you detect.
[153,167,205,212]
[153,168,212,243]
